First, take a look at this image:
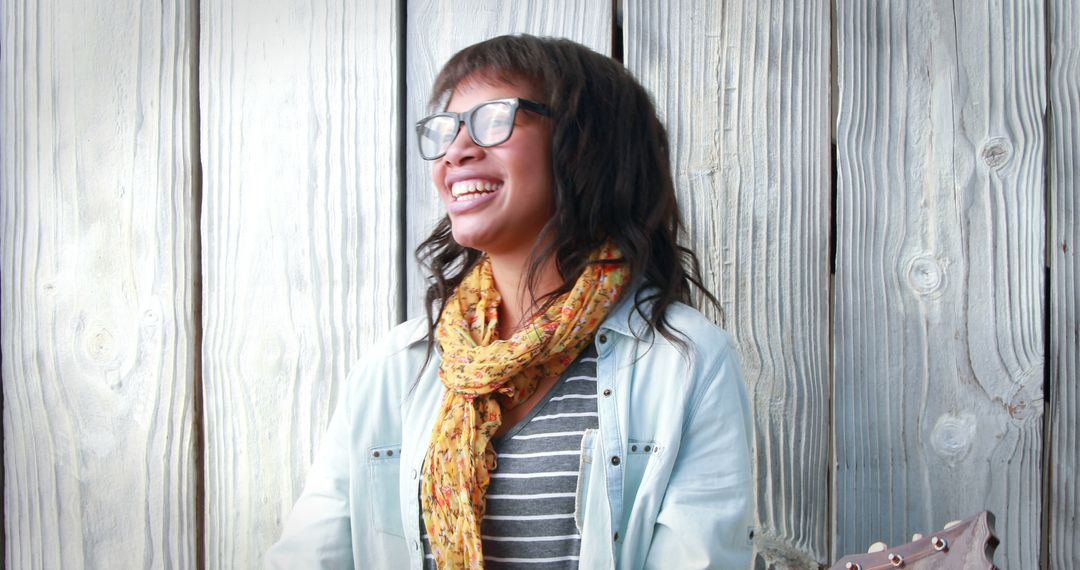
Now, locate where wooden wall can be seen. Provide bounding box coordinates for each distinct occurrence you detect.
[198,0,401,566]
[834,1,1047,568]
[1,0,199,567]
[1049,0,1079,567]
[2,0,1076,568]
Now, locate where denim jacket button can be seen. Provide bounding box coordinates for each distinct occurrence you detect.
[602,388,612,397]
[599,334,608,343]
[611,455,621,466]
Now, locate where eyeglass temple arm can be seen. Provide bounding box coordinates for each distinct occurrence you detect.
[518,99,551,116]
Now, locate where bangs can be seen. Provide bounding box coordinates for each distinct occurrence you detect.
[429,36,551,110]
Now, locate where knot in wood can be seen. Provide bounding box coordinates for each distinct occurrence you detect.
[906,255,946,297]
[930,412,976,463]
[142,308,159,325]
[980,137,1012,169]
[86,326,116,363]
[1006,368,1044,423]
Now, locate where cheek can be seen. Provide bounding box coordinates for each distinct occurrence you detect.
[519,140,552,182]
[430,164,447,192]
[528,175,556,219]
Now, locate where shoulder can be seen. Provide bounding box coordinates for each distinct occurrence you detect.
[341,316,433,399]
[641,303,749,437]
[656,302,736,355]
[352,316,429,365]
[647,302,740,385]
[605,291,738,370]
[604,292,742,397]
[380,315,430,354]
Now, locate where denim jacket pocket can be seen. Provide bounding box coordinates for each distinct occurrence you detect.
[367,443,405,537]
[624,439,658,502]
[619,439,659,535]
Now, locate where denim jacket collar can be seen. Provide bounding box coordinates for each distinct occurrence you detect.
[596,276,654,341]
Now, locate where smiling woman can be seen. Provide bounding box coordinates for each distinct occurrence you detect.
[266,35,753,570]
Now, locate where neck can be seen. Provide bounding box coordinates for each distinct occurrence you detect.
[489,250,561,339]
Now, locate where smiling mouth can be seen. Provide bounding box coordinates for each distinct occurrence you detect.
[450,179,503,201]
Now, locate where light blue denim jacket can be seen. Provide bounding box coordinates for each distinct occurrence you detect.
[266,291,753,569]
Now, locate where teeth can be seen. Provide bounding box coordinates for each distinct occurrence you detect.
[450,180,502,198]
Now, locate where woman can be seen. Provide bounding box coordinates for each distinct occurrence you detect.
[267,35,753,569]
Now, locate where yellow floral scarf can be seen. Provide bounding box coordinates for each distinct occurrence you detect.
[420,240,628,569]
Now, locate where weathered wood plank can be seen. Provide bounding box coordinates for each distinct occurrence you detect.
[199,0,401,566]
[1,0,199,567]
[624,1,832,567]
[1049,0,1079,567]
[404,0,612,319]
[834,2,1045,568]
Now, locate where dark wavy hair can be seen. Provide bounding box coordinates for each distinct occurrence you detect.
[416,34,719,355]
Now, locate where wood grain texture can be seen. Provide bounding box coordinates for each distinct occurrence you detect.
[1049,0,1079,567]
[1,0,199,567]
[199,0,400,566]
[834,2,1045,568]
[404,0,612,319]
[624,2,832,567]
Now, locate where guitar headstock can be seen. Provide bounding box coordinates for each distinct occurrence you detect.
[829,511,998,570]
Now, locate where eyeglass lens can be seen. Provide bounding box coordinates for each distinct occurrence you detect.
[418,100,516,159]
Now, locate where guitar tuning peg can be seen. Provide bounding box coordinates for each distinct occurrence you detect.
[844,563,861,570]
[867,541,888,553]
[931,535,948,551]
[942,519,962,530]
[911,532,923,541]
[887,552,904,567]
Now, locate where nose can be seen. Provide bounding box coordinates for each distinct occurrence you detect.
[442,121,483,166]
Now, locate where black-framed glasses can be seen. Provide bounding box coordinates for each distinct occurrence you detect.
[415,97,550,160]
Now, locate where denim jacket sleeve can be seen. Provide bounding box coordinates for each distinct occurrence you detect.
[264,369,355,568]
[264,317,431,569]
[641,328,753,569]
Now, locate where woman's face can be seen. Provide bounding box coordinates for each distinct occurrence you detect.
[431,74,554,258]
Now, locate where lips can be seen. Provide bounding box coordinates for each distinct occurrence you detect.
[444,177,503,215]
[450,178,503,201]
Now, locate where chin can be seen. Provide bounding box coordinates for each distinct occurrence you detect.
[450,229,492,253]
